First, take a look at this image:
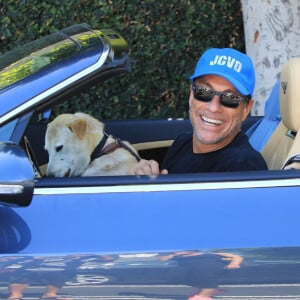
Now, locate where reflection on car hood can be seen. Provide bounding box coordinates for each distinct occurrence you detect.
[1,248,300,299]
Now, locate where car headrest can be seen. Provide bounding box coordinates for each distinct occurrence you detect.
[280,57,300,132]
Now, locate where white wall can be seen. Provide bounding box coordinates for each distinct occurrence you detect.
[242,0,300,115]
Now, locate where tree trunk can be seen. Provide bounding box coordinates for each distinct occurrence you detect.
[241,0,300,115]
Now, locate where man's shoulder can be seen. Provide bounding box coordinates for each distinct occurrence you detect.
[171,131,193,148]
[230,132,258,152]
[223,132,268,170]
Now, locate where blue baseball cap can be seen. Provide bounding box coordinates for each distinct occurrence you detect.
[190,48,256,96]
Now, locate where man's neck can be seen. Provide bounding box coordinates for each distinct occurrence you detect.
[192,131,240,154]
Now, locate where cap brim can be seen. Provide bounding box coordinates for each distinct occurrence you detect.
[190,70,250,96]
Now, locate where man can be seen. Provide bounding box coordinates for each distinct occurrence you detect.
[132,48,267,175]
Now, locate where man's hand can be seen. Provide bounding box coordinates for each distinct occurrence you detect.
[130,159,168,175]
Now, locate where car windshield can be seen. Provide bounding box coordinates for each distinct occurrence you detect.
[0,24,103,90]
[0,119,18,141]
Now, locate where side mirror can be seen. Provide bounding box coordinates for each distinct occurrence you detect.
[0,142,34,207]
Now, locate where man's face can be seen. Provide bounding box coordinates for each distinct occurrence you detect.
[189,74,253,153]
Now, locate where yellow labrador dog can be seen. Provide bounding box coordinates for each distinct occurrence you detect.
[45,112,140,177]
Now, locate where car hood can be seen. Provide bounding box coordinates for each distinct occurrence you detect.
[0,23,132,125]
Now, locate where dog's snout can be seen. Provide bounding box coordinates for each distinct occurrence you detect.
[46,171,55,177]
[46,168,71,177]
[65,169,71,177]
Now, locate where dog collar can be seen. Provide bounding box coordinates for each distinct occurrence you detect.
[90,133,141,162]
[90,131,109,161]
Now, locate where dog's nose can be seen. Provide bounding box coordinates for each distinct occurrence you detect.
[64,169,71,177]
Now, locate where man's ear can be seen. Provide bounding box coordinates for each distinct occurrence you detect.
[242,99,254,121]
[70,119,87,140]
[189,84,193,107]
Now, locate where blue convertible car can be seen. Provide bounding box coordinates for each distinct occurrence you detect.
[1,24,300,299]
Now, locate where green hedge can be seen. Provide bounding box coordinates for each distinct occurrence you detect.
[0,0,245,120]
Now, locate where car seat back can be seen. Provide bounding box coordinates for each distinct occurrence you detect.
[247,80,280,151]
[261,57,300,170]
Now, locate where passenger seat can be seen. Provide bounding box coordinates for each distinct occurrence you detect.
[261,57,300,170]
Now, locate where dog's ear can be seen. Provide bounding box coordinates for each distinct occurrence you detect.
[70,119,87,140]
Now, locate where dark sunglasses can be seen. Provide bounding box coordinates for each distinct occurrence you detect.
[192,83,250,108]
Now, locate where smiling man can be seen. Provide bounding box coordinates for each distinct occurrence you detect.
[132,48,267,175]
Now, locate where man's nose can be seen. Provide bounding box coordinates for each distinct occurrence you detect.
[207,94,223,111]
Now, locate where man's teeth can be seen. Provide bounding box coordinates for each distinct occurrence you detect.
[201,115,222,125]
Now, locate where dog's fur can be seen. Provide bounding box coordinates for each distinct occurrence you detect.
[45,112,139,177]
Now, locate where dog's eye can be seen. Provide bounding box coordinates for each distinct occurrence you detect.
[56,145,63,152]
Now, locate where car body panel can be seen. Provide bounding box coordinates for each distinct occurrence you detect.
[1,182,300,299]
[2,178,300,253]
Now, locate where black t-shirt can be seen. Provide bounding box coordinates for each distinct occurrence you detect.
[161,131,268,173]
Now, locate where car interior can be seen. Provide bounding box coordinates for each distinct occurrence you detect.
[18,56,300,183]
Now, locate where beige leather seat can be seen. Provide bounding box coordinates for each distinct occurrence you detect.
[261,57,300,170]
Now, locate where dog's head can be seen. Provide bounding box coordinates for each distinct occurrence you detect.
[45,112,104,177]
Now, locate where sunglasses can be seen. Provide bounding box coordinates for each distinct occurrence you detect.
[192,83,250,108]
